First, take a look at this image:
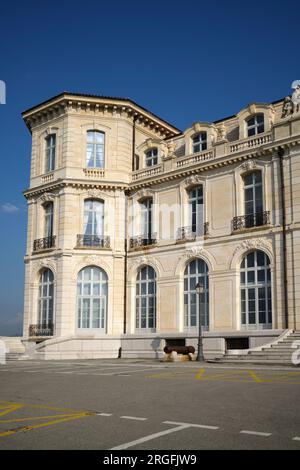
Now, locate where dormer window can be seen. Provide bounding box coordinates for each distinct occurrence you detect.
[247,114,264,137]
[145,148,158,167]
[86,131,105,168]
[45,134,56,172]
[192,132,207,153]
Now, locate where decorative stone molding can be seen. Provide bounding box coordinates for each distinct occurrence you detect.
[132,188,154,201]
[33,258,57,283]
[39,193,56,204]
[183,175,204,189]
[175,247,216,275]
[241,159,258,172]
[128,255,163,281]
[71,256,112,281]
[230,238,273,269]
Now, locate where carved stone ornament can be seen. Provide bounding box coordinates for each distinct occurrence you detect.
[184,175,203,188]
[217,123,227,142]
[40,193,56,203]
[84,255,100,265]
[233,238,272,258]
[282,80,300,118]
[132,256,148,268]
[185,246,204,258]
[241,160,257,172]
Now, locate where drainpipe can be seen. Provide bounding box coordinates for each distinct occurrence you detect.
[278,146,289,329]
[123,190,129,335]
[132,114,138,171]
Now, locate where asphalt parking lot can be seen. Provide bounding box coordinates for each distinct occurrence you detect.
[0,359,300,450]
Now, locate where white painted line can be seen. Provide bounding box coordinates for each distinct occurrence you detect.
[118,375,131,377]
[97,413,113,417]
[93,367,163,376]
[163,420,219,430]
[293,437,300,441]
[120,416,148,421]
[240,430,272,437]
[111,424,189,450]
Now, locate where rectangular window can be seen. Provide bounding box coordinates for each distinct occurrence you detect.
[45,134,56,172]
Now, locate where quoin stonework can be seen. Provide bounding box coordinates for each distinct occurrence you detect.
[21,85,300,359]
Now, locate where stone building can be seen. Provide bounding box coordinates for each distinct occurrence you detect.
[21,86,300,359]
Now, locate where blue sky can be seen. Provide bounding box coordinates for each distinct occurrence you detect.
[0,0,299,335]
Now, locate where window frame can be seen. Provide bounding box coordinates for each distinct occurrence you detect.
[240,250,272,330]
[38,269,54,326]
[192,132,207,154]
[86,130,105,169]
[184,259,209,330]
[246,114,265,137]
[145,147,158,167]
[77,266,108,331]
[45,134,56,173]
[135,265,156,332]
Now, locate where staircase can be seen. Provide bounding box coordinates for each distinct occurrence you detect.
[0,337,27,361]
[210,331,300,366]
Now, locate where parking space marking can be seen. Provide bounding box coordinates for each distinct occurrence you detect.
[163,420,219,430]
[240,430,272,437]
[97,413,113,417]
[0,400,95,438]
[293,437,300,441]
[111,424,190,450]
[121,416,148,421]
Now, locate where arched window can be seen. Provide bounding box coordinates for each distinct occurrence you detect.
[45,134,56,172]
[44,202,54,238]
[184,259,209,329]
[84,199,104,237]
[38,269,54,327]
[247,114,264,137]
[145,148,158,167]
[136,266,156,330]
[86,131,105,168]
[188,186,203,235]
[192,132,207,153]
[240,250,272,329]
[243,171,263,227]
[77,266,108,330]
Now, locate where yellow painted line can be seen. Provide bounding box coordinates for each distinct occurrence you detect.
[195,368,205,379]
[248,371,263,383]
[0,400,88,414]
[0,412,93,424]
[0,404,24,417]
[0,413,93,438]
[198,370,249,380]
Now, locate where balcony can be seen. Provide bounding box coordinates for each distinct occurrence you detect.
[129,234,157,249]
[33,236,56,252]
[176,223,209,242]
[76,234,111,249]
[229,132,271,153]
[29,323,54,337]
[232,211,270,231]
[132,164,163,181]
[176,149,215,169]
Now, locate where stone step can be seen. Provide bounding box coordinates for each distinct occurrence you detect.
[210,359,298,366]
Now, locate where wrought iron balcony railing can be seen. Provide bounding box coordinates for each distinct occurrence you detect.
[33,236,56,252]
[129,234,157,249]
[76,234,111,249]
[176,223,209,241]
[29,323,54,337]
[232,211,270,231]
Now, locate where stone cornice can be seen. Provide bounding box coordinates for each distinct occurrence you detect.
[22,93,181,138]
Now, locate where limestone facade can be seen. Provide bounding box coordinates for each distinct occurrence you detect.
[21,90,300,359]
